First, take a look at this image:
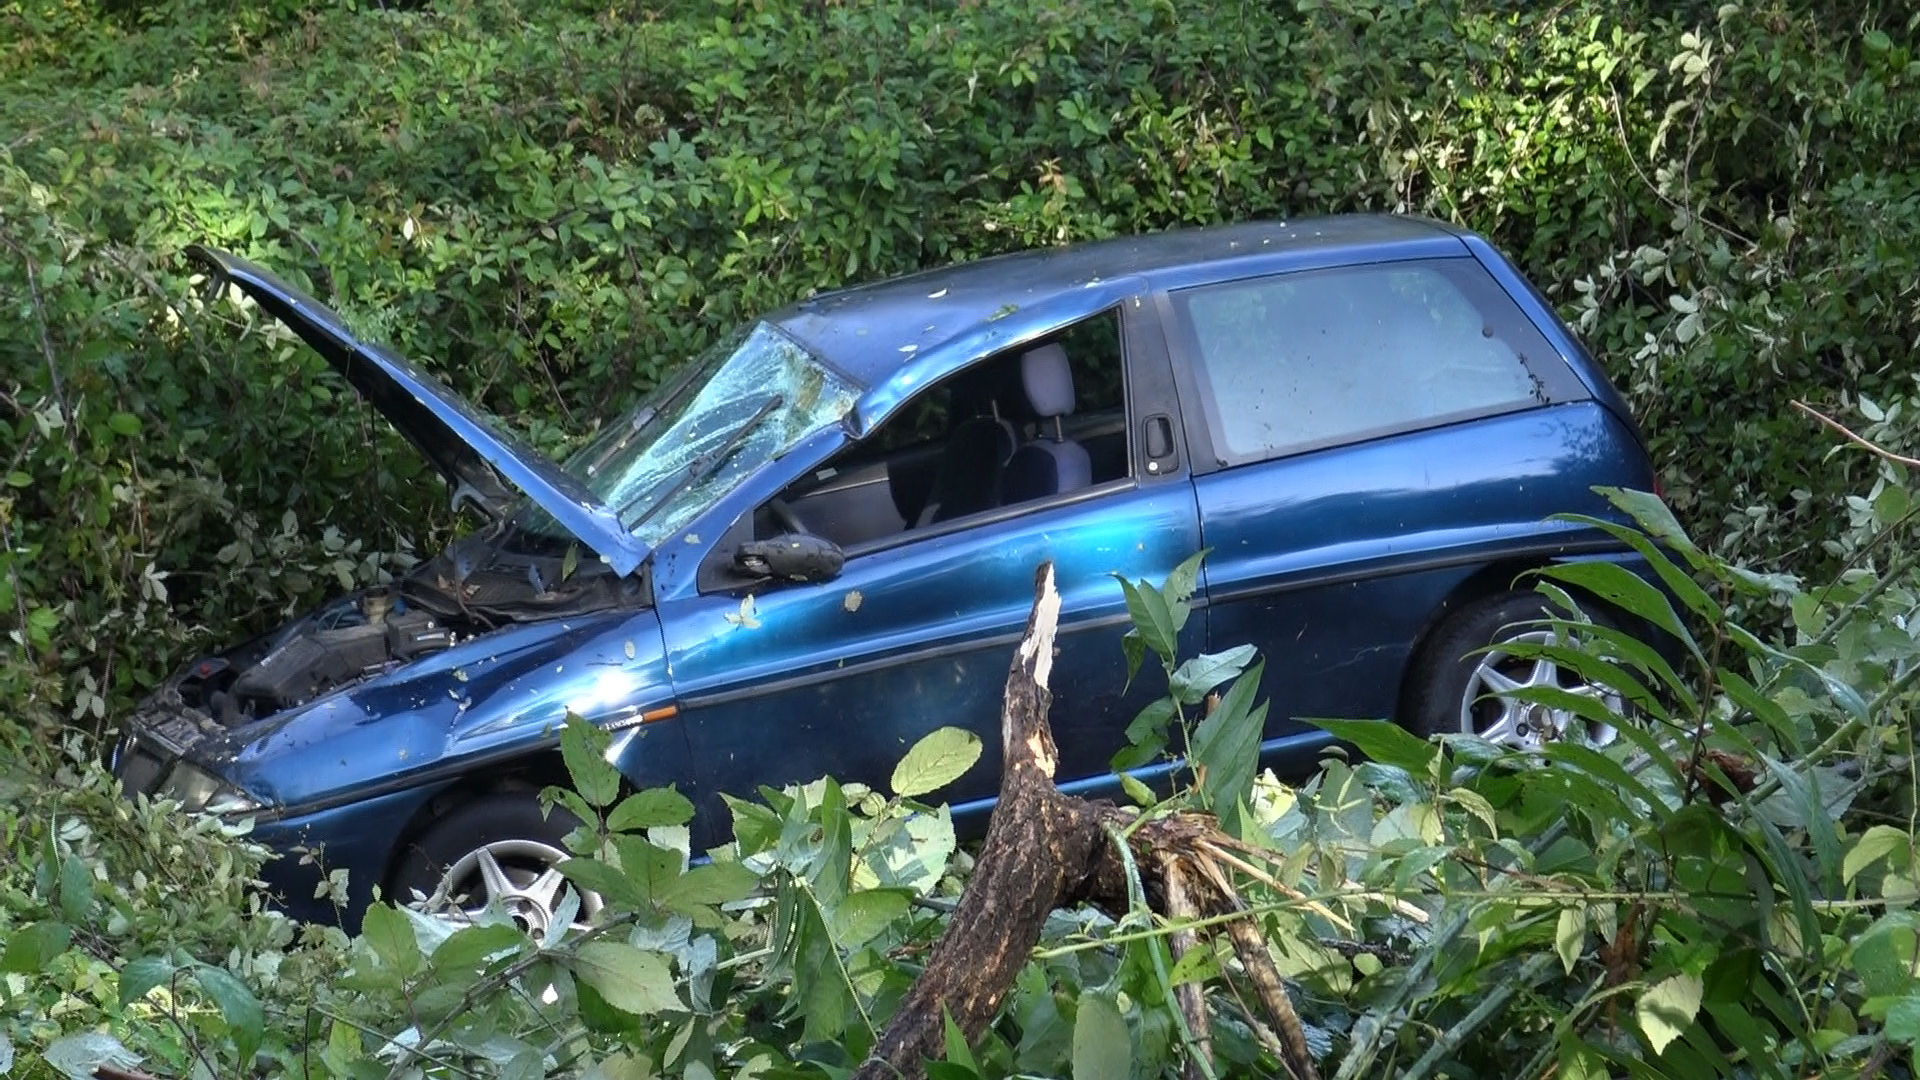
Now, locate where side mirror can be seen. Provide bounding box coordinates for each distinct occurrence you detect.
[734,533,845,583]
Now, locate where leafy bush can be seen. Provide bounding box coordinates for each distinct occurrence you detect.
[10,472,1920,1078]
[2,0,1918,732]
[5,2,1920,1073]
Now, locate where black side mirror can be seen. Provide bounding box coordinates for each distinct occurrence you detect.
[734,533,844,583]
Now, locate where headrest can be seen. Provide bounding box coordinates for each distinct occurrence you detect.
[1019,343,1075,420]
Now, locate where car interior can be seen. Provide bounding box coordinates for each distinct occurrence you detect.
[704,310,1130,586]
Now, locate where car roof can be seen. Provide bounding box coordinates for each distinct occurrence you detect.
[768,214,1466,387]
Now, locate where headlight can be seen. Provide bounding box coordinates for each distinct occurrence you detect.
[160,762,261,815]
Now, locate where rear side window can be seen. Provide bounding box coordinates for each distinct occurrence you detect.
[1170,259,1584,465]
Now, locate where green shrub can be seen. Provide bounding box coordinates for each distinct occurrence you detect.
[1,1,1916,730]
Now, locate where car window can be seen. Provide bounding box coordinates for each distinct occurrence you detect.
[750,309,1131,554]
[1171,260,1572,464]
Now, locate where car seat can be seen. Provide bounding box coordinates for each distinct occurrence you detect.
[913,363,1019,526]
[1001,343,1093,504]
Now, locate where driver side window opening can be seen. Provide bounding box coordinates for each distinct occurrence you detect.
[749,308,1131,558]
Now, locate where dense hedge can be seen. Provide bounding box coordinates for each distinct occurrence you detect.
[2,0,1917,729]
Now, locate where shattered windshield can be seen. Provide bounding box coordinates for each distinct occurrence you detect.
[504,322,858,552]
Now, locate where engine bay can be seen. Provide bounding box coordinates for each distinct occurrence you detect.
[143,529,651,735]
[174,589,468,725]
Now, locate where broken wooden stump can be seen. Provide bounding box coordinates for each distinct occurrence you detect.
[852,561,1319,1080]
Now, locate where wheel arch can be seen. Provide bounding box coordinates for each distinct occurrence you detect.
[379,749,577,897]
[1393,552,1634,723]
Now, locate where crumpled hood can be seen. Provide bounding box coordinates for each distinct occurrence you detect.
[188,246,652,577]
[199,607,671,810]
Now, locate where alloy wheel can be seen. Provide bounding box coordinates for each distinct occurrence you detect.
[413,838,599,934]
[1458,629,1621,750]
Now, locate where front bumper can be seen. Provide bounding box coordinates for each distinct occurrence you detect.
[113,689,451,931]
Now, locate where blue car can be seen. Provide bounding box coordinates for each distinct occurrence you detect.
[114,216,1657,928]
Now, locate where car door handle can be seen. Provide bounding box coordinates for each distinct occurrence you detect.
[1142,414,1178,474]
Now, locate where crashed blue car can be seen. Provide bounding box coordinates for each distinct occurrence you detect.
[114,216,1658,928]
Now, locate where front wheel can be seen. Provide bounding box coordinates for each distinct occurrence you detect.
[388,792,600,935]
[1404,590,1623,750]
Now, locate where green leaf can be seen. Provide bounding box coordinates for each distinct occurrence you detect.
[58,855,93,921]
[943,1006,979,1072]
[1559,1039,1608,1080]
[106,411,141,436]
[1168,645,1256,705]
[1311,716,1437,773]
[828,889,910,949]
[1119,771,1157,807]
[1114,697,1176,771]
[1761,756,1843,888]
[1120,629,1147,688]
[118,957,174,1006]
[1555,907,1584,975]
[1124,699,1176,746]
[1115,574,1178,663]
[1595,487,1702,563]
[1162,549,1208,613]
[1167,940,1220,985]
[1717,667,1800,754]
[792,890,856,1044]
[557,855,646,907]
[611,835,685,906]
[40,1033,140,1080]
[1537,559,1700,659]
[196,966,263,1064]
[1191,661,1267,814]
[1,920,71,973]
[3,471,29,488]
[1546,510,1717,626]
[322,1015,361,1076]
[664,860,761,910]
[1884,995,1920,1045]
[1636,972,1703,1055]
[431,923,526,972]
[1851,917,1920,997]
[1540,743,1668,821]
[570,942,683,1015]
[607,787,695,831]
[360,902,423,975]
[1845,825,1910,883]
[812,778,853,910]
[561,712,622,807]
[891,726,983,798]
[725,795,782,855]
[1072,993,1132,1080]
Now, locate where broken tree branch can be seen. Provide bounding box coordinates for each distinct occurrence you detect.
[851,561,1319,1080]
[854,562,1113,1076]
[1793,399,1920,470]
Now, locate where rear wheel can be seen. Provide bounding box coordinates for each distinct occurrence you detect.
[1405,590,1623,750]
[388,792,599,934]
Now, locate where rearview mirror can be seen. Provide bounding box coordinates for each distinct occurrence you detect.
[734,533,845,583]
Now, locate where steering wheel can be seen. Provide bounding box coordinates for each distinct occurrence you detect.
[767,497,811,536]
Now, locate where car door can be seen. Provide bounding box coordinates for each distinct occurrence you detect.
[654,296,1199,840]
[1158,255,1614,743]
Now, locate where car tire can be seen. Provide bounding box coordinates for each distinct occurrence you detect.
[1403,589,1624,750]
[387,791,598,933]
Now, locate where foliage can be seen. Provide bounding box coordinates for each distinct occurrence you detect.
[5,0,1920,1077]
[12,469,1920,1078]
[2,0,1918,736]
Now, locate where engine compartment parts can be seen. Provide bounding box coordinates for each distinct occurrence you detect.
[176,590,464,724]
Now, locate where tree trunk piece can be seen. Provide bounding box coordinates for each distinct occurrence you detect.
[851,561,1319,1080]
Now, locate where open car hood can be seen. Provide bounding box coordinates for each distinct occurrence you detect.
[189,246,652,577]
